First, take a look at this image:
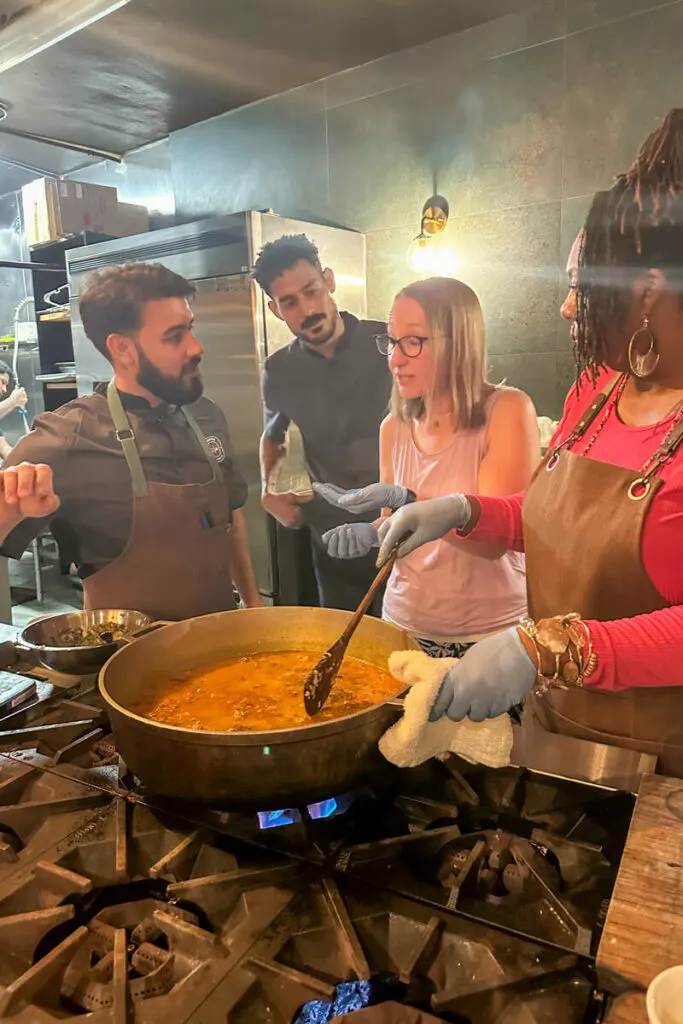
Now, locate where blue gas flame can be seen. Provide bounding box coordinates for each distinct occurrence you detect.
[257,807,302,829]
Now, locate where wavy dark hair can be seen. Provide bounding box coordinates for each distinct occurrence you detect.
[575,108,683,379]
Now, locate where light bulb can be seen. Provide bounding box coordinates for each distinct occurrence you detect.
[406,234,462,278]
[406,235,433,275]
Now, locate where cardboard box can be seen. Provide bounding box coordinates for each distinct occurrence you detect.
[21,178,118,247]
[102,201,150,238]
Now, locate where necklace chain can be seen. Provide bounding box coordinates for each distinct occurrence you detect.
[578,375,683,472]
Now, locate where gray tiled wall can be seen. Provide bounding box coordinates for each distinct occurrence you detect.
[163,0,683,415]
[66,139,176,229]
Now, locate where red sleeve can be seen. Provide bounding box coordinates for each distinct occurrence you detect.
[461,373,609,553]
[464,493,526,550]
[587,606,683,690]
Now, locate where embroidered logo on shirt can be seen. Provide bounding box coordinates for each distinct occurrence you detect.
[205,436,226,463]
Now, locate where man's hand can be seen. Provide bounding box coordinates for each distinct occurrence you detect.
[261,490,312,529]
[0,463,59,526]
[9,387,27,411]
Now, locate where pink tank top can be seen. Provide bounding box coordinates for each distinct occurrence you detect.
[382,389,527,641]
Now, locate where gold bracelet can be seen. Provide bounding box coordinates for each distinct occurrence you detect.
[518,613,597,696]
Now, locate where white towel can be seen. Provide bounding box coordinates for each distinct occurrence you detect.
[378,650,513,769]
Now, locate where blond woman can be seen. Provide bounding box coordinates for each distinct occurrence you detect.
[316,277,540,655]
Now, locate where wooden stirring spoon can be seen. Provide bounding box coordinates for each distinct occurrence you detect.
[303,548,399,717]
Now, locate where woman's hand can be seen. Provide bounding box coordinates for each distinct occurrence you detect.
[321,522,379,559]
[9,387,27,411]
[0,463,59,533]
[376,494,472,565]
[314,481,413,515]
[391,627,536,722]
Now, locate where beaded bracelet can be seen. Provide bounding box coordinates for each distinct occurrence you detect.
[518,613,598,695]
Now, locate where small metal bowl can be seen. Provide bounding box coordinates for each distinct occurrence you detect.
[20,609,154,675]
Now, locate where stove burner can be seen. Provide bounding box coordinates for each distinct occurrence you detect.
[258,791,360,830]
[308,792,357,820]
[0,657,637,1023]
[258,807,303,830]
[60,895,224,1013]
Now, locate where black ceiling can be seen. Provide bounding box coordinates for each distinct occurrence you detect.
[0,0,535,185]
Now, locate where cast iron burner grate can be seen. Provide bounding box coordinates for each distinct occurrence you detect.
[0,694,635,1023]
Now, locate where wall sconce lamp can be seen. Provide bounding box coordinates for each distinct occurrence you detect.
[406,194,449,273]
[406,194,461,277]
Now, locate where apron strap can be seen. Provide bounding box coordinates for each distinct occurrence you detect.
[107,380,149,499]
[182,407,220,483]
[547,373,623,459]
[107,381,221,497]
[640,416,683,486]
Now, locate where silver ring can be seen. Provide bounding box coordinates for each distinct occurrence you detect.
[546,453,560,472]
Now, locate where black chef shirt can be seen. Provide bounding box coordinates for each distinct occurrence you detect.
[262,312,392,537]
[0,385,248,577]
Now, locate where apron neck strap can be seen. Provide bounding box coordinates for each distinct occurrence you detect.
[181,407,220,482]
[106,381,220,497]
[641,415,683,484]
[107,380,149,499]
[548,373,623,458]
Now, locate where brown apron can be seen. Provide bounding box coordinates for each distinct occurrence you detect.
[83,381,236,621]
[522,373,683,777]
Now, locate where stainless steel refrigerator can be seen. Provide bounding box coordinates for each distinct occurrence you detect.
[66,212,367,604]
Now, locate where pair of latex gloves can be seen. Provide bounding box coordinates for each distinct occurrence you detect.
[313,481,537,723]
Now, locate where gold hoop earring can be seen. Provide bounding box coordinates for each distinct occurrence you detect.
[628,317,660,379]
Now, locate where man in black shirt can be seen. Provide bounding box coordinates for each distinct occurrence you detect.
[254,234,391,612]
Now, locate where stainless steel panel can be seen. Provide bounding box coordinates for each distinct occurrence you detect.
[191,276,271,597]
[511,711,657,795]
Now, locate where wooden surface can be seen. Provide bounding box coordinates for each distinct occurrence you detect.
[598,772,683,1023]
[605,992,648,1024]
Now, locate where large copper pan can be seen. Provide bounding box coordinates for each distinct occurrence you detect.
[99,607,418,808]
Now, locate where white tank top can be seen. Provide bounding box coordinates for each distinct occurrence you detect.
[382,389,528,642]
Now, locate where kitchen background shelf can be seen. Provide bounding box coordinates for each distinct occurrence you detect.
[29,232,112,412]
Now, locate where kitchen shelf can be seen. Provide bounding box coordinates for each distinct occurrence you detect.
[36,374,77,385]
[29,231,112,414]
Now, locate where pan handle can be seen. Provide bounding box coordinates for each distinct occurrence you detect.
[117,620,174,646]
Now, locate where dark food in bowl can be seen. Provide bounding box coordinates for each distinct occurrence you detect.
[133,650,398,732]
[55,620,133,648]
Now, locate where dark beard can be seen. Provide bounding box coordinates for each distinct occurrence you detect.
[136,349,203,406]
[298,313,338,348]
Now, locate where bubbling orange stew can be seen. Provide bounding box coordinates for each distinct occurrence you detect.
[133,651,398,732]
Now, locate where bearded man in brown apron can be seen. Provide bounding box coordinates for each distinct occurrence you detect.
[0,263,262,621]
[376,109,683,778]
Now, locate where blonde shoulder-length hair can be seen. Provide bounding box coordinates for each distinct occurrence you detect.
[391,277,490,429]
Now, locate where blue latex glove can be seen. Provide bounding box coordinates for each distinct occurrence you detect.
[321,522,379,559]
[313,481,413,515]
[430,628,536,722]
[376,494,471,565]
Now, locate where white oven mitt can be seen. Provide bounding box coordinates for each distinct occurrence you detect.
[378,650,513,769]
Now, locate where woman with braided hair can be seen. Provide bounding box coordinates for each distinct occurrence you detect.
[377,108,683,776]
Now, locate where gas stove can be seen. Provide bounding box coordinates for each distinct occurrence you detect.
[0,635,642,1023]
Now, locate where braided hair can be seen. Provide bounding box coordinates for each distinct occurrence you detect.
[575,108,683,379]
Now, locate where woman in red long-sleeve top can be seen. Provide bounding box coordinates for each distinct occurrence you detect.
[377,108,683,776]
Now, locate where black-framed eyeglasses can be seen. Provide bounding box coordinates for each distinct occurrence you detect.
[374,333,428,358]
